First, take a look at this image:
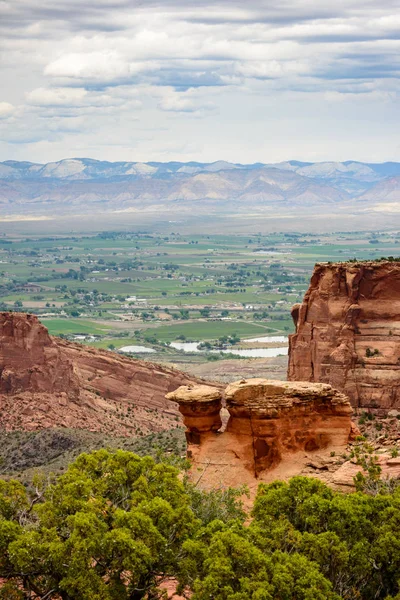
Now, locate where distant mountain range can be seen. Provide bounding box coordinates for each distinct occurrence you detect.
[1,158,399,219]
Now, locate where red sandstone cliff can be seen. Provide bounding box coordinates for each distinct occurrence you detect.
[288,261,400,410]
[0,312,79,398]
[0,312,203,434]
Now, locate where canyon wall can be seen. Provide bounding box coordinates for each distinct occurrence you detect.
[0,312,203,433]
[288,261,400,410]
[167,378,353,491]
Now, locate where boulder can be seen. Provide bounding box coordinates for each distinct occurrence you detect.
[388,409,400,418]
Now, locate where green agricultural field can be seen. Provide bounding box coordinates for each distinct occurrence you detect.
[141,320,286,342]
[41,318,112,335]
[42,278,140,294]
[86,337,149,350]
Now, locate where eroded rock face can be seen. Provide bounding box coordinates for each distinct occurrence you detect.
[168,378,353,490]
[0,312,204,434]
[288,261,400,410]
[0,312,79,397]
[166,385,222,443]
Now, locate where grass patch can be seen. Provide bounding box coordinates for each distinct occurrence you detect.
[41,318,112,335]
[142,320,278,342]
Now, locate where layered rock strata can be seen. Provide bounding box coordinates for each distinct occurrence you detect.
[0,312,204,433]
[167,378,353,489]
[288,261,400,410]
[0,312,79,397]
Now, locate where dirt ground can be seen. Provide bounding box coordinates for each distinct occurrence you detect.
[165,355,288,384]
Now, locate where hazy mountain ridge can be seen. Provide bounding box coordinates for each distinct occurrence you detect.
[0,158,399,217]
[2,158,400,183]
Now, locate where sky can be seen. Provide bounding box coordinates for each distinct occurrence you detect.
[0,0,399,164]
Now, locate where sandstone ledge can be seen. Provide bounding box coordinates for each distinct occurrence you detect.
[166,385,221,404]
[225,379,352,415]
[166,385,222,435]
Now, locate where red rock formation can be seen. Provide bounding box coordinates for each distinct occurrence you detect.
[167,384,222,446]
[288,261,400,411]
[0,312,79,397]
[0,312,204,434]
[167,378,353,492]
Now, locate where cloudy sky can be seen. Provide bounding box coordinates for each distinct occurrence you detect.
[0,0,399,164]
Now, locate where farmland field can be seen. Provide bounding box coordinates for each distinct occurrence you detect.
[141,320,279,342]
[0,229,397,371]
[41,318,112,335]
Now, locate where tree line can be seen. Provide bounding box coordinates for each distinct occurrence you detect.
[1,450,400,599]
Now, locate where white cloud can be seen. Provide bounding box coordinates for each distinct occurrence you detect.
[157,88,216,113]
[26,87,88,106]
[0,0,399,162]
[236,60,310,79]
[44,51,130,82]
[0,102,16,119]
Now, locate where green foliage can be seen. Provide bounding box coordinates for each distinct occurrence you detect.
[2,455,400,600]
[248,477,400,600]
[184,480,248,526]
[349,437,400,495]
[184,528,339,600]
[366,347,380,357]
[0,450,197,599]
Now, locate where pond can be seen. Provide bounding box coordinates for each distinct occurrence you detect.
[245,335,288,343]
[169,339,288,358]
[119,345,156,354]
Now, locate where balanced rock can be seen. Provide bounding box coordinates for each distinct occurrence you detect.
[288,261,400,410]
[166,385,222,441]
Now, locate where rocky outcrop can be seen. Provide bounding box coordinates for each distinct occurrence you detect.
[0,312,79,397]
[288,261,400,411]
[332,454,400,489]
[167,378,353,491]
[0,312,204,434]
[166,385,222,444]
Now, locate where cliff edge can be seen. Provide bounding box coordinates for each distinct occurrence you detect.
[288,261,400,410]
